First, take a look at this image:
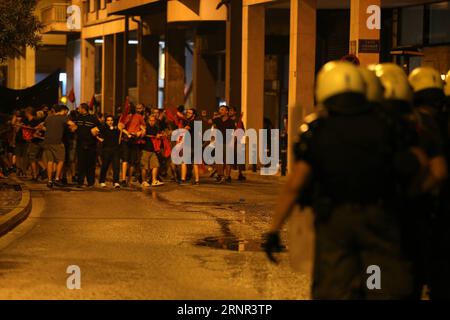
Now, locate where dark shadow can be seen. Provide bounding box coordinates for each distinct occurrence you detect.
[178,0,201,15]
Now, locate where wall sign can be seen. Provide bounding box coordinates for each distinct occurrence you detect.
[359,39,380,53]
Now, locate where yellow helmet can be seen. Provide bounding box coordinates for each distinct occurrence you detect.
[358,68,383,103]
[315,61,366,104]
[444,70,450,97]
[374,63,412,102]
[408,67,444,92]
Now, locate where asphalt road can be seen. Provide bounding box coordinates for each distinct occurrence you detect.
[0,177,311,299]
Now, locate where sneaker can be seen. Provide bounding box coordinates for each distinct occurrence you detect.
[238,174,246,181]
[39,170,47,180]
[114,183,121,189]
[179,180,189,186]
[47,181,54,188]
[215,176,225,184]
[225,176,232,183]
[142,181,151,188]
[209,169,217,178]
[152,180,164,187]
[193,180,200,186]
[120,180,128,188]
[53,180,65,187]
[100,182,107,188]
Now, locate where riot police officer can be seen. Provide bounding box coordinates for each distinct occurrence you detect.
[358,67,384,109]
[263,61,417,299]
[373,64,439,299]
[445,70,450,99]
[409,67,449,300]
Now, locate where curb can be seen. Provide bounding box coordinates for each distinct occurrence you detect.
[0,179,32,237]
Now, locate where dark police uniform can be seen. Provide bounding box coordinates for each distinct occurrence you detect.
[294,103,413,299]
[379,99,436,299]
[431,96,450,300]
[413,89,450,300]
[74,113,100,186]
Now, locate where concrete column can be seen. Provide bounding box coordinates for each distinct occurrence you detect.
[241,4,265,132]
[164,28,185,109]
[19,54,26,89]
[7,58,19,89]
[123,16,129,101]
[81,39,95,103]
[138,34,159,107]
[349,0,380,66]
[74,40,81,108]
[67,41,75,108]
[225,0,242,108]
[25,47,36,87]
[114,33,124,112]
[287,0,316,174]
[102,35,114,115]
[67,39,81,108]
[7,47,35,89]
[193,33,217,115]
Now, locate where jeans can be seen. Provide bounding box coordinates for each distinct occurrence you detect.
[99,147,120,184]
[77,145,96,186]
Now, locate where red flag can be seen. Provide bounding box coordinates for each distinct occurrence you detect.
[162,137,172,158]
[119,96,130,125]
[88,95,95,111]
[151,138,161,152]
[67,88,75,103]
[166,109,183,129]
[165,108,182,128]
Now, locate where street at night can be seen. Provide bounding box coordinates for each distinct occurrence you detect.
[1,0,450,309]
[0,175,310,299]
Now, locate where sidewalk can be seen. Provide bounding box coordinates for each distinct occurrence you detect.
[243,170,288,182]
[0,176,32,236]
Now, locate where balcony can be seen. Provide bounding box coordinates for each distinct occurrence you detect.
[167,0,227,23]
[40,2,80,34]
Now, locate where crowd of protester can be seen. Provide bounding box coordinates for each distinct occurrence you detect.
[0,102,249,188]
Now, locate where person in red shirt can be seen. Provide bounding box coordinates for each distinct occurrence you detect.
[118,103,146,187]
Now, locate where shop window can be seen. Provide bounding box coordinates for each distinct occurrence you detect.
[399,6,424,46]
[429,2,450,44]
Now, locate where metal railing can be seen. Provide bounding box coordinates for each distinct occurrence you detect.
[40,3,69,24]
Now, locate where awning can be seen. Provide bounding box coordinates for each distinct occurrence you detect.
[390,46,424,56]
[107,0,161,16]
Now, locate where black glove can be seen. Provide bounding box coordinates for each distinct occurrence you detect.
[262,231,283,264]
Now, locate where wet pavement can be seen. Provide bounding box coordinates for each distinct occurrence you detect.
[0,174,311,299]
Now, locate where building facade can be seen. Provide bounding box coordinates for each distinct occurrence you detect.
[1,0,449,172]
